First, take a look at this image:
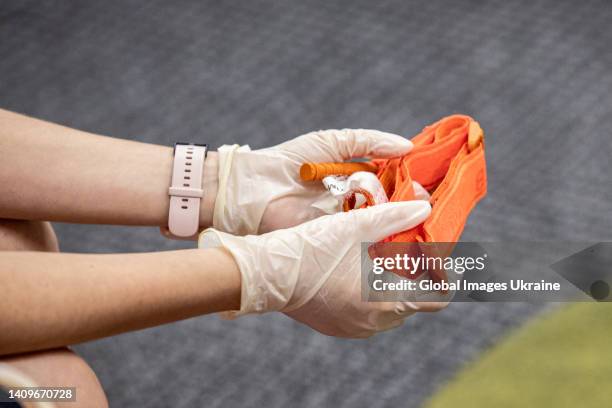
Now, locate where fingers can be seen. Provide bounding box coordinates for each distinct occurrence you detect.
[317,129,413,160]
[352,201,431,242]
[396,301,421,314]
[410,300,450,312]
[412,181,431,201]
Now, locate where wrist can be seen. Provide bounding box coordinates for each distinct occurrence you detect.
[199,151,218,228]
[202,246,242,312]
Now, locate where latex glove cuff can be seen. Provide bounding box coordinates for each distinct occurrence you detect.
[199,228,301,317]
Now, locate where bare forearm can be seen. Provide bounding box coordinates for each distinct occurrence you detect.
[0,248,240,355]
[0,109,218,226]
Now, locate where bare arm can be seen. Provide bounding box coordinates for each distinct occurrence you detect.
[0,248,240,356]
[0,109,218,226]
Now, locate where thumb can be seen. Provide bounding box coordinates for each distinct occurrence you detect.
[317,128,413,160]
[352,201,431,242]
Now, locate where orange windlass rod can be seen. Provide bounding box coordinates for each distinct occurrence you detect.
[299,162,378,181]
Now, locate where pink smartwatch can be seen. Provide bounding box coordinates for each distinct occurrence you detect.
[160,142,208,239]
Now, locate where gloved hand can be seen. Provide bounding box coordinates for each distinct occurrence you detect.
[212,129,414,235]
[200,200,442,338]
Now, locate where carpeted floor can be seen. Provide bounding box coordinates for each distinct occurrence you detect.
[1,1,611,406]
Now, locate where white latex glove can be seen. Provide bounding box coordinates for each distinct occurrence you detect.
[200,200,439,338]
[213,129,414,235]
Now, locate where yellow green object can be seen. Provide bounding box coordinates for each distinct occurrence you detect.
[426,303,612,408]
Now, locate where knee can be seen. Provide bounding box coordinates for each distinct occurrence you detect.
[0,219,59,252]
[0,348,108,408]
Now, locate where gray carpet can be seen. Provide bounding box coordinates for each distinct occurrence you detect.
[1,1,612,407]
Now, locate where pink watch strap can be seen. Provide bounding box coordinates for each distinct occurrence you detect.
[165,143,208,238]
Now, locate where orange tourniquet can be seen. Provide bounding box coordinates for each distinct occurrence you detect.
[300,114,488,281]
[375,114,487,242]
